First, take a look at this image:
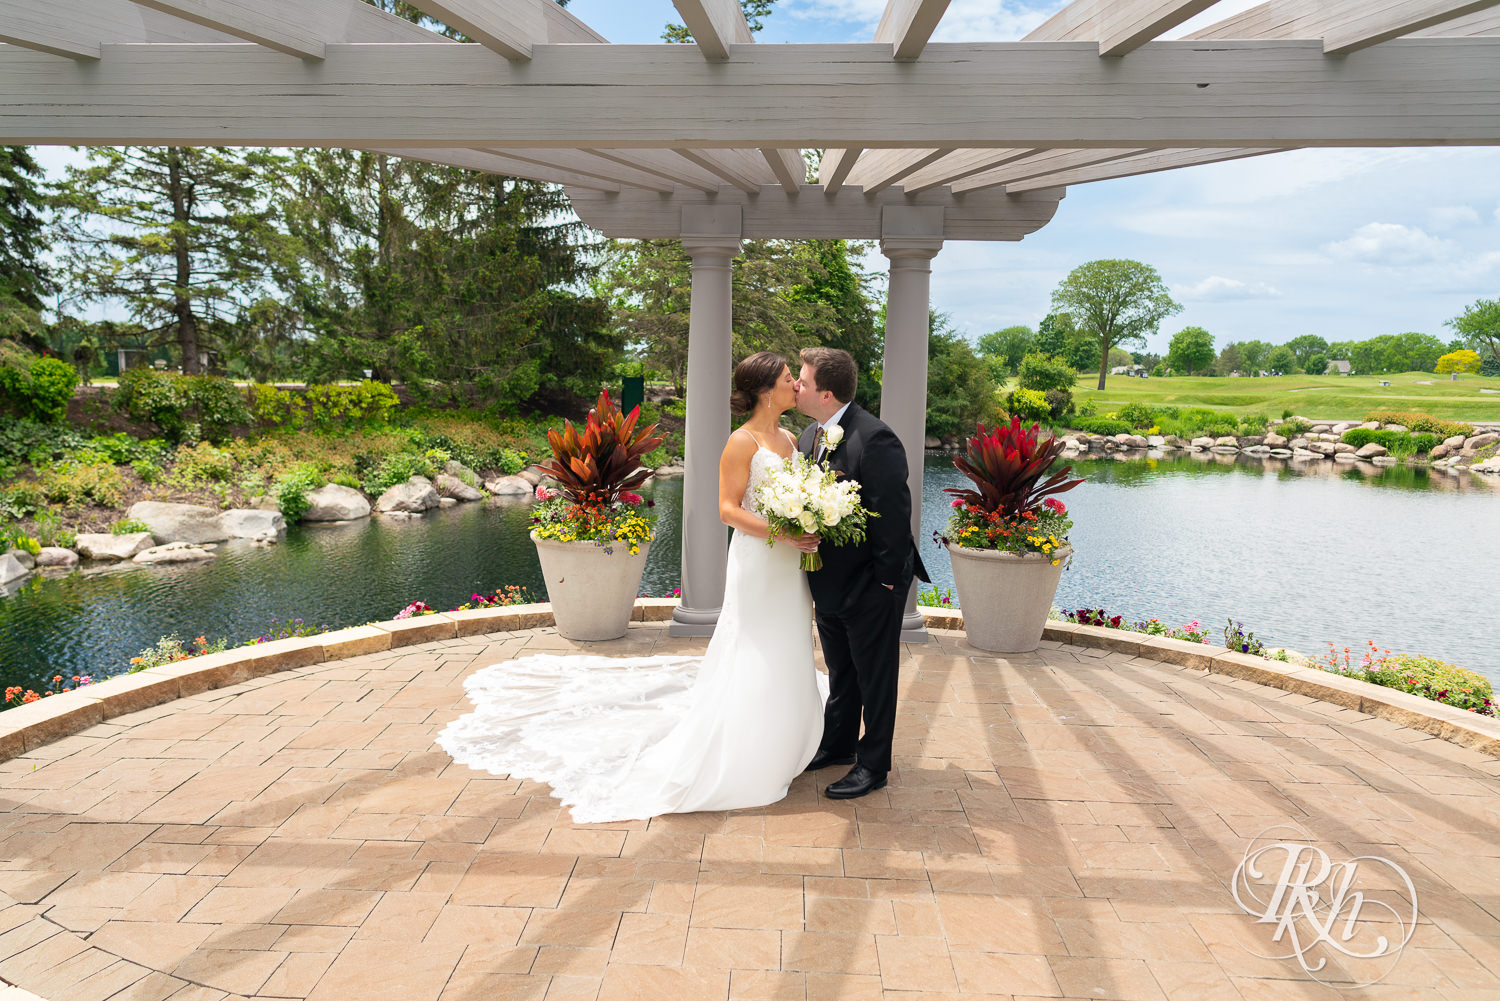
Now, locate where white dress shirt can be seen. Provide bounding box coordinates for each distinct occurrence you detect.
[817,402,852,460]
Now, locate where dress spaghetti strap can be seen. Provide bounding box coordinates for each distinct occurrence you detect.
[741,428,766,450]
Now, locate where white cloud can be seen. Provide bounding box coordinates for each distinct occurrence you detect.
[1428,206,1481,231]
[1324,223,1455,266]
[1173,276,1281,301]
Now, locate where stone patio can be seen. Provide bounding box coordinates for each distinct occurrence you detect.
[2,622,1498,1001]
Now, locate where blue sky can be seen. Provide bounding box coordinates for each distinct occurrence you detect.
[31,1,1500,356]
[567,0,1500,355]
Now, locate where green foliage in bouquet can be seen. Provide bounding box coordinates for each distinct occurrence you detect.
[947,416,1083,519]
[538,390,664,506]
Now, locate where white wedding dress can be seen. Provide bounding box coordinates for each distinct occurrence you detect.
[436,446,826,823]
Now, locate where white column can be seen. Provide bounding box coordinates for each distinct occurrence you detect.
[880,231,943,643]
[669,228,742,637]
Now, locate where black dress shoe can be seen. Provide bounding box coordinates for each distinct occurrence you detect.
[824,764,887,800]
[804,749,857,773]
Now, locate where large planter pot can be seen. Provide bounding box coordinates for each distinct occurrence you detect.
[945,542,1072,653]
[531,533,652,641]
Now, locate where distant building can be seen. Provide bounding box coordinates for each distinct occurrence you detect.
[1328,360,1352,375]
[1109,364,1151,378]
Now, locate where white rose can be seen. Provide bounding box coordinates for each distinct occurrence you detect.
[798,512,817,533]
[824,425,844,451]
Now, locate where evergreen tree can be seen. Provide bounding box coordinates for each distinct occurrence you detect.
[51,146,301,374]
[0,146,53,314]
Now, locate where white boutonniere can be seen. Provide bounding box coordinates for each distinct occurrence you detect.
[823,425,844,453]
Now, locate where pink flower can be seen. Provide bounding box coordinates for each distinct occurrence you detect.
[620,491,644,505]
[951,498,963,509]
[535,485,557,501]
[1043,498,1067,515]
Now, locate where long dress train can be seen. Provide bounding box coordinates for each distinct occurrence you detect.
[435,447,825,823]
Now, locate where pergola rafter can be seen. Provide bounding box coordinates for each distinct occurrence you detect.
[2,0,1496,640]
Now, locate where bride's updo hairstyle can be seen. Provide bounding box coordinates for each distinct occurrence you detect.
[730,352,789,416]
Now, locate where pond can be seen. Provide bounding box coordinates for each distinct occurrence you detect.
[3,450,1497,693]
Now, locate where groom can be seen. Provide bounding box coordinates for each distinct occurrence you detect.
[795,347,928,799]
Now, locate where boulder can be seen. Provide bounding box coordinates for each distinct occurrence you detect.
[1332,442,1357,454]
[1163,435,1182,447]
[4,548,35,570]
[924,435,941,449]
[73,532,155,561]
[134,542,216,564]
[35,547,79,568]
[1214,436,1240,448]
[1372,455,1398,465]
[1461,432,1499,453]
[1289,437,1311,450]
[443,459,479,485]
[302,484,371,522]
[652,464,686,477]
[1443,434,1467,449]
[1113,433,1134,445]
[0,553,28,585]
[1146,435,1166,447]
[1430,443,1452,460]
[376,476,441,514]
[434,473,484,502]
[1191,436,1214,448]
[126,501,227,545]
[1268,448,1293,457]
[1291,447,1323,459]
[1334,452,1358,462]
[1382,423,1408,433]
[1237,435,1265,448]
[1360,421,1380,430]
[1331,423,1353,435]
[220,509,285,540]
[1126,435,1149,449]
[1310,424,1331,433]
[1242,445,1271,455]
[1210,445,1240,454]
[439,497,458,507]
[1263,432,1288,448]
[1355,442,1387,458]
[1471,456,1500,474]
[485,475,533,497]
[1308,442,1338,456]
[517,467,545,486]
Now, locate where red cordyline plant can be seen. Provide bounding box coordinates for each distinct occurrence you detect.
[945,416,1083,517]
[538,390,665,506]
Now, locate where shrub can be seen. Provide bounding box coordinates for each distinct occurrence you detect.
[31,508,75,549]
[168,441,237,486]
[1365,654,1493,713]
[111,518,152,535]
[113,369,251,443]
[1071,415,1133,436]
[1044,388,1074,421]
[1275,418,1311,436]
[1238,414,1270,434]
[81,432,165,466]
[39,461,126,509]
[1115,402,1157,429]
[0,483,44,520]
[362,452,432,495]
[305,381,400,430]
[1362,410,1474,438]
[1340,429,1441,454]
[249,383,304,429]
[0,354,78,423]
[1006,388,1052,423]
[0,417,85,468]
[131,458,163,483]
[1017,352,1078,393]
[273,463,323,522]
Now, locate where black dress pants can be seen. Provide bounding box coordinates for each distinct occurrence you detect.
[813,578,904,775]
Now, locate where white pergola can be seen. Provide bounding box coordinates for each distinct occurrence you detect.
[3,0,1498,639]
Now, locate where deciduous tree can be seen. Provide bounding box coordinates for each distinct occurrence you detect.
[1166,326,1214,376]
[1050,259,1181,390]
[1448,298,1500,373]
[1436,348,1483,377]
[1285,334,1328,368]
[976,325,1034,380]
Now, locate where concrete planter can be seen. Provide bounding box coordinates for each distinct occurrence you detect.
[531,534,652,641]
[945,542,1072,653]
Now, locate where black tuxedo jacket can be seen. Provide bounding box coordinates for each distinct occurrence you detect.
[797,403,929,613]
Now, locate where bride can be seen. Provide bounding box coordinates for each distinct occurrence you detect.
[436,352,826,823]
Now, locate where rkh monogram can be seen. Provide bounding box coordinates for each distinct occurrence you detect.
[1230,826,1419,987]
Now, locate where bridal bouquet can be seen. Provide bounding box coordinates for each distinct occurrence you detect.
[755,451,872,571]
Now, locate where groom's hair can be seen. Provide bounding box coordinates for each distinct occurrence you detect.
[799,347,856,404]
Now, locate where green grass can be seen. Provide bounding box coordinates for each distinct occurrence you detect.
[1050,372,1500,422]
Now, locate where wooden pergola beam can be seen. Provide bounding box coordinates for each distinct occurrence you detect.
[1187,0,1500,52]
[1028,0,1223,55]
[672,148,771,192]
[873,0,952,60]
[364,146,621,192]
[404,0,545,60]
[897,148,1035,193]
[844,148,951,193]
[760,148,806,192]
[950,148,1145,193]
[671,0,752,61]
[582,149,723,192]
[3,40,1499,147]
[470,148,677,192]
[128,0,331,58]
[818,148,863,193]
[1004,146,1290,192]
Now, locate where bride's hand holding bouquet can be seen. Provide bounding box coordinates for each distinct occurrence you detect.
[755,446,874,571]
